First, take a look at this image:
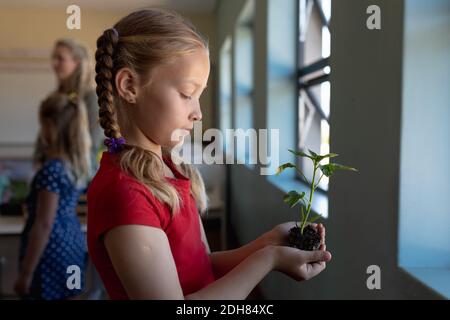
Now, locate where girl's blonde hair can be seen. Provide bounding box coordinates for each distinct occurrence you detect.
[54,38,94,95]
[38,93,92,187]
[94,8,208,216]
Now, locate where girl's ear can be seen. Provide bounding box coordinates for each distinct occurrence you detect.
[115,68,139,104]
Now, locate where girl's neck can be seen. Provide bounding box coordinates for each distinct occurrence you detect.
[45,152,69,162]
[121,127,178,179]
[59,78,78,94]
[123,127,163,159]
[59,79,70,92]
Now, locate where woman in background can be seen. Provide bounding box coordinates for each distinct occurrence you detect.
[34,38,102,172]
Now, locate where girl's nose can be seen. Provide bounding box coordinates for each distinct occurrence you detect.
[190,101,202,122]
[191,112,202,122]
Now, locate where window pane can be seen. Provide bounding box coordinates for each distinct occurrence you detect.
[299,0,331,66]
[318,119,330,190]
[220,38,232,136]
[298,0,331,192]
[320,81,330,118]
[320,0,331,22]
[235,0,255,166]
[298,89,329,191]
[322,26,330,58]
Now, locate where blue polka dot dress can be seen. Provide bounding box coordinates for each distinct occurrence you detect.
[19,159,87,300]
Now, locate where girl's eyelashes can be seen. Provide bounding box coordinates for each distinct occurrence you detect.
[180,93,193,100]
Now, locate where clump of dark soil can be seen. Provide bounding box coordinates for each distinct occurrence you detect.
[288,224,321,251]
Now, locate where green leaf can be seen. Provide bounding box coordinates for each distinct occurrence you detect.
[308,149,319,158]
[319,163,334,177]
[319,163,358,177]
[316,153,339,162]
[333,163,358,173]
[283,190,306,208]
[276,162,297,175]
[304,149,340,163]
[288,149,314,160]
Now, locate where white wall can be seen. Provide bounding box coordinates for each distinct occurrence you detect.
[0,68,54,144]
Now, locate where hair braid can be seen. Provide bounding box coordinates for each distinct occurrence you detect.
[95,29,121,139]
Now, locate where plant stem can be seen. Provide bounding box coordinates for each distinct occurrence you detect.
[301,161,317,234]
[314,173,324,189]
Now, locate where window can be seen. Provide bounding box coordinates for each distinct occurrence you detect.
[219,37,232,135]
[399,0,450,298]
[297,0,331,191]
[234,0,255,165]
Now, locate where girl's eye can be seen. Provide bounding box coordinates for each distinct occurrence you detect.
[180,93,193,100]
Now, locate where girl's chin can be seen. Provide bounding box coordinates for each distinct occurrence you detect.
[168,129,190,145]
[166,136,186,149]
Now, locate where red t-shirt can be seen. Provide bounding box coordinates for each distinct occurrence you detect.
[87,152,215,299]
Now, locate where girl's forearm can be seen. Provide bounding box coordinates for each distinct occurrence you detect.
[20,223,52,276]
[186,246,276,300]
[209,233,272,279]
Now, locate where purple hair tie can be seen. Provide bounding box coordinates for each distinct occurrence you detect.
[111,27,119,38]
[104,137,125,154]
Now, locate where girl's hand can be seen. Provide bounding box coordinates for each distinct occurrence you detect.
[266,222,326,250]
[14,272,32,296]
[271,245,332,281]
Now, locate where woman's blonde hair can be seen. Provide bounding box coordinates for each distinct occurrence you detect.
[54,38,94,95]
[94,9,208,216]
[38,93,92,187]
